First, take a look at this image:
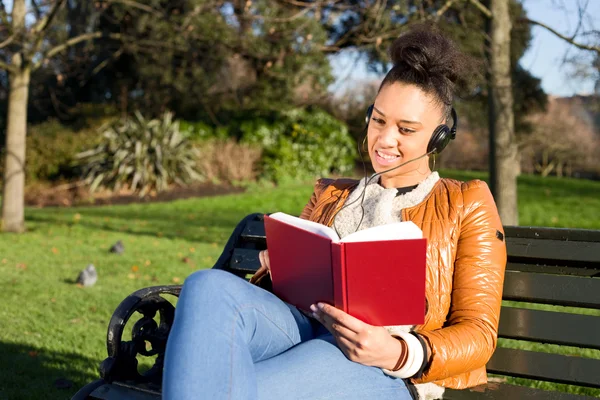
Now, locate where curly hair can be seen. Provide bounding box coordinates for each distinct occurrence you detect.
[380,24,475,121]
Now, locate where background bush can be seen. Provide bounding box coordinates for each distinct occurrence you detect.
[76,112,202,196]
[25,120,99,182]
[239,108,355,184]
[194,139,262,185]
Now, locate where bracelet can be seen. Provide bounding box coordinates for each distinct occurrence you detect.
[387,331,424,378]
[391,336,408,371]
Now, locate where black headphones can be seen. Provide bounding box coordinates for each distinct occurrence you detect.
[365,104,458,155]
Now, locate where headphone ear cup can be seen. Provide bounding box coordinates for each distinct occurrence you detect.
[427,125,451,154]
[365,104,374,126]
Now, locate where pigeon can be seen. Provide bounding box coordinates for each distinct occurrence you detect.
[77,264,98,287]
[109,240,124,254]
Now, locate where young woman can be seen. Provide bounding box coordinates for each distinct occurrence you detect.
[163,25,507,400]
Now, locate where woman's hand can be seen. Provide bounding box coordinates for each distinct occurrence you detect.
[310,302,404,369]
[249,250,270,285]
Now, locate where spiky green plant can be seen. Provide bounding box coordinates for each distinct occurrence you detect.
[76,112,202,196]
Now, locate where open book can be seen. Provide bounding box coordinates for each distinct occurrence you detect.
[264,212,427,326]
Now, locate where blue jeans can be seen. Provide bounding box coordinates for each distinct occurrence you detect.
[163,269,413,400]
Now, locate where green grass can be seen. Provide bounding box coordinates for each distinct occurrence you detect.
[1,172,599,399]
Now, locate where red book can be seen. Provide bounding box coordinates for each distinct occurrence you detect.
[264,213,427,326]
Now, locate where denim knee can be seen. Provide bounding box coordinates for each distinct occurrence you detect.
[181,269,245,302]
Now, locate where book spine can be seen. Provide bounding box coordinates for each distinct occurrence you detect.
[331,243,347,312]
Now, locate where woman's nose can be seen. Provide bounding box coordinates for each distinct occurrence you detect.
[378,126,400,146]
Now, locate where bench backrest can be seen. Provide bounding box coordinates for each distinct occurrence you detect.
[220,216,600,391]
[490,226,600,391]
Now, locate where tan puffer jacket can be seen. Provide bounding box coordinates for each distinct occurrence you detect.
[298,177,507,389]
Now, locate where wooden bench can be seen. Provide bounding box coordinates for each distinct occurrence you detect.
[72,213,600,400]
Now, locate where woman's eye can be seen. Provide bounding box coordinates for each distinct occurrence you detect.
[372,117,385,125]
[400,127,415,134]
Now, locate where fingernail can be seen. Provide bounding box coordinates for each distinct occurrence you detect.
[317,303,325,310]
[311,312,319,319]
[310,304,318,312]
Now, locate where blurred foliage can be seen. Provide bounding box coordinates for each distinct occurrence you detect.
[239,108,355,184]
[76,112,202,196]
[24,121,99,182]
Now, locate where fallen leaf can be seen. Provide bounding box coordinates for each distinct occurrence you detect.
[28,350,39,358]
[127,273,135,279]
[151,276,159,282]
[131,265,139,272]
[189,247,196,253]
[16,263,27,270]
[182,257,191,264]
[172,277,181,283]
[73,213,81,222]
[51,247,59,254]
[50,298,56,303]
[70,318,81,324]
[89,306,97,312]
[1,259,7,264]
[144,260,151,266]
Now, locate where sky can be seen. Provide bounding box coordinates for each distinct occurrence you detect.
[330,0,600,98]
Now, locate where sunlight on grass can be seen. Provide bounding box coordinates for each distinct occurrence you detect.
[1,172,599,399]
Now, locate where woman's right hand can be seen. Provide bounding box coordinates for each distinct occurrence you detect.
[249,250,270,285]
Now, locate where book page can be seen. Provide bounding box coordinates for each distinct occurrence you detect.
[340,221,422,243]
[268,212,340,241]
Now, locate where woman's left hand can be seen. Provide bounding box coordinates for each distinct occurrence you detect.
[310,302,403,369]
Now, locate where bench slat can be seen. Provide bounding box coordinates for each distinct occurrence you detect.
[502,271,600,309]
[444,383,598,400]
[503,226,600,242]
[506,262,599,277]
[506,237,600,264]
[240,220,267,243]
[228,248,261,273]
[487,348,600,388]
[499,307,600,349]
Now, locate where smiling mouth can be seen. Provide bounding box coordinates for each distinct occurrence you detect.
[375,150,400,161]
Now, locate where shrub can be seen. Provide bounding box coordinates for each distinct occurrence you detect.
[76,111,202,196]
[25,120,99,182]
[194,139,262,184]
[240,108,355,183]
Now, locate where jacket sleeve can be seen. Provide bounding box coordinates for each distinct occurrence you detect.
[299,178,332,220]
[413,180,507,383]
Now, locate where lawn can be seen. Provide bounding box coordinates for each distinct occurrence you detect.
[1,171,599,399]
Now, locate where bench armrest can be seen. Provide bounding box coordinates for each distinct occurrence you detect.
[100,285,182,388]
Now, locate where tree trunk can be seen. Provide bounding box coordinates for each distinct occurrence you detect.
[1,58,31,233]
[489,0,519,225]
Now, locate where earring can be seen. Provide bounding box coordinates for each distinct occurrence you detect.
[361,136,368,153]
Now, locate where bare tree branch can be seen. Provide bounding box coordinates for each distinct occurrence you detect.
[467,0,492,18]
[106,0,162,16]
[0,32,15,48]
[31,0,42,20]
[433,0,457,21]
[0,0,10,27]
[31,0,66,35]
[0,59,17,73]
[33,32,122,70]
[524,18,600,54]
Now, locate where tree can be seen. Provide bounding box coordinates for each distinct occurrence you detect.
[487,0,518,225]
[0,0,146,233]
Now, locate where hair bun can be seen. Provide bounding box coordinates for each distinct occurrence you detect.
[388,25,473,100]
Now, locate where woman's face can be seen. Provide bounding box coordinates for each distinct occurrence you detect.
[367,82,444,188]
